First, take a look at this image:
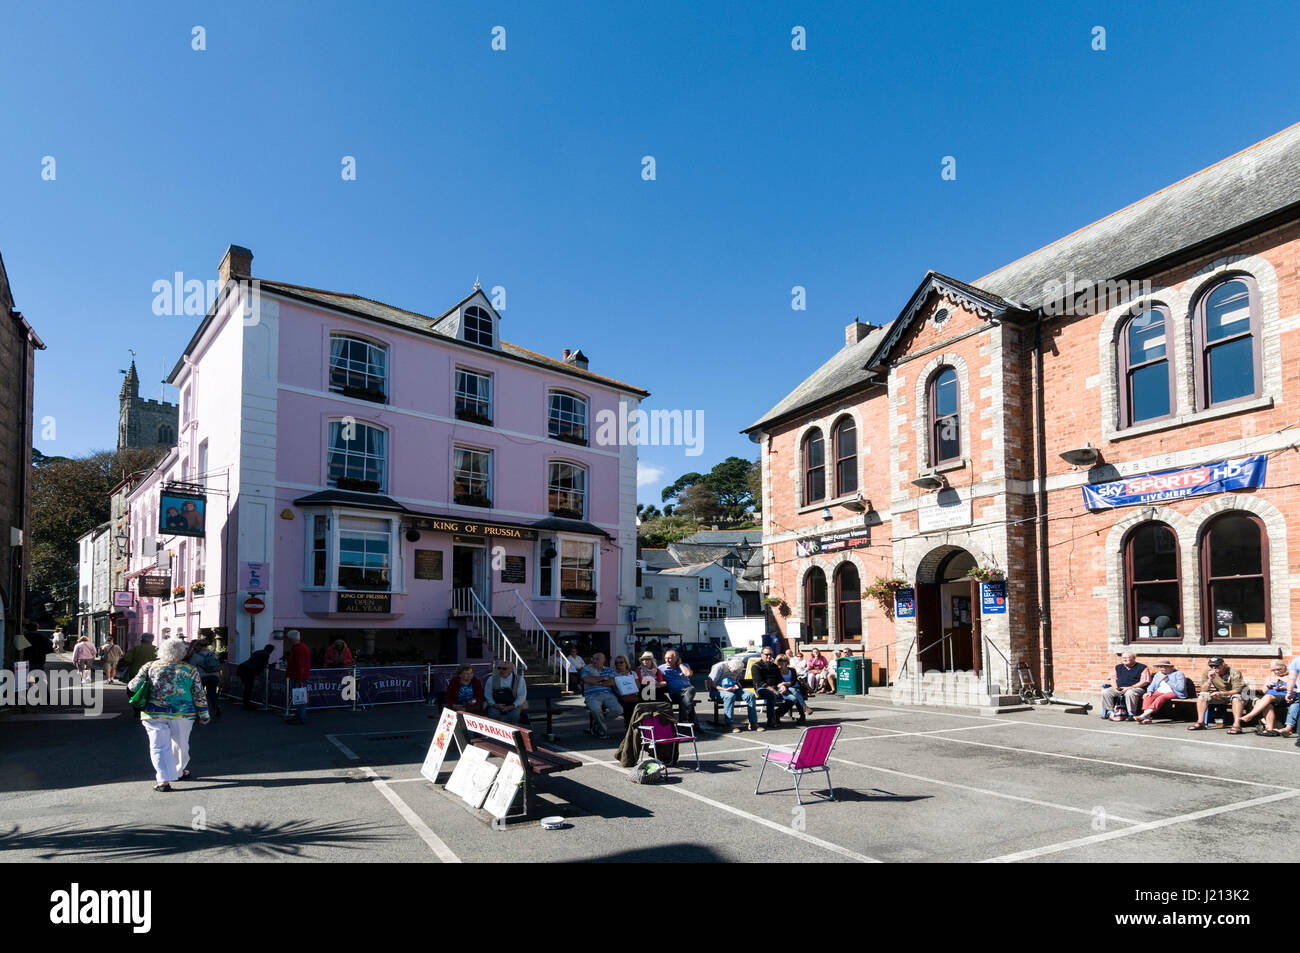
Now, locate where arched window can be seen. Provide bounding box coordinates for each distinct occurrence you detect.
[548,461,587,520]
[1118,306,1173,426]
[1123,522,1182,642]
[158,424,174,444]
[929,367,960,465]
[463,306,494,348]
[833,417,857,497]
[802,430,825,505]
[548,392,588,445]
[329,334,388,402]
[835,563,862,642]
[1194,277,1260,409]
[804,568,828,642]
[327,420,387,492]
[1201,512,1270,642]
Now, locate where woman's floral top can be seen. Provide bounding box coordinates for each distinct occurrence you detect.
[127,660,211,721]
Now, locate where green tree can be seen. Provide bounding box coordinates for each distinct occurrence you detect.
[660,471,703,506]
[29,447,165,600]
[675,483,723,521]
[659,457,757,523]
[746,457,762,513]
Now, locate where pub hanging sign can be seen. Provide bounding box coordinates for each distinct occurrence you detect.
[159,482,207,538]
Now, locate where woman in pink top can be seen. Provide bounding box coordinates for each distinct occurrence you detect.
[72,634,97,684]
[805,647,831,694]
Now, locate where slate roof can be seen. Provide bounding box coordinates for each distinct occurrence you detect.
[744,321,893,433]
[252,279,650,397]
[746,122,1300,431]
[640,549,681,571]
[678,529,762,545]
[529,516,612,538]
[975,121,1300,309]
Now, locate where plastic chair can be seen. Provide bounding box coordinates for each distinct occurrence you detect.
[754,723,842,805]
[637,714,699,773]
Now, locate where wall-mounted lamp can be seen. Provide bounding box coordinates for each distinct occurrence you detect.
[911,473,948,492]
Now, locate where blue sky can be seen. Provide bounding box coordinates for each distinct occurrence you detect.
[3,0,1298,504]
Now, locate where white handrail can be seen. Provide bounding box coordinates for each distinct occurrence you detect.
[494,589,568,689]
[453,587,527,672]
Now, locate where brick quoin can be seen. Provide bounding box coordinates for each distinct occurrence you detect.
[747,128,1300,698]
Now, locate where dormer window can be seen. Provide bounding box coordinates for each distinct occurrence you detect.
[463,306,495,348]
[329,334,388,403]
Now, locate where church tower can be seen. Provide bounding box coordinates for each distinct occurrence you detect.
[117,360,178,453]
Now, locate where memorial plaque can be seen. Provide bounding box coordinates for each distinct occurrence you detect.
[501,555,526,584]
[560,600,597,619]
[414,549,443,580]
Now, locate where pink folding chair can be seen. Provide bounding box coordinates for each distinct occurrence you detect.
[754,723,842,804]
[637,714,700,773]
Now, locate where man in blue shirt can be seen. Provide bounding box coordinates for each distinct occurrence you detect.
[658,649,696,725]
[580,651,621,739]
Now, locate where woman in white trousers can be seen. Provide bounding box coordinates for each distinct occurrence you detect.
[127,637,211,791]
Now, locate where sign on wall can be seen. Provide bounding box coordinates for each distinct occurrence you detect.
[980,580,1008,615]
[338,591,392,613]
[795,527,870,557]
[894,587,916,619]
[159,484,207,538]
[501,555,526,583]
[917,499,972,533]
[112,590,133,608]
[406,515,538,540]
[414,549,443,580]
[138,576,172,598]
[240,561,270,592]
[1081,454,1267,510]
[560,600,597,619]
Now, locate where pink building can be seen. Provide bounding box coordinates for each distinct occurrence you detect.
[125,246,645,673]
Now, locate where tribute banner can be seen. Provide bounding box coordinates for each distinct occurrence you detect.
[355,666,425,706]
[1081,455,1267,510]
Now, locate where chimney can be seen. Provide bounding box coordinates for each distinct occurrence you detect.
[219,245,254,286]
[845,318,876,347]
[568,348,589,370]
[562,349,571,362]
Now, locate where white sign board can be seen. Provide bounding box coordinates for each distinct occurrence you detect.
[420,708,459,782]
[917,499,972,533]
[240,561,270,592]
[445,745,499,809]
[483,752,525,819]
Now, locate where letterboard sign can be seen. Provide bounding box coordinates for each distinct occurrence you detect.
[414,549,443,580]
[338,591,392,613]
[501,555,526,584]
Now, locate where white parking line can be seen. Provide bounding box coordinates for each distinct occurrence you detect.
[982,789,1300,863]
[324,733,460,862]
[553,746,882,863]
[920,733,1298,790]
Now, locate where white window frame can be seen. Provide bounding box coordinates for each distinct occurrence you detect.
[327,419,388,492]
[548,391,589,444]
[699,576,712,592]
[452,446,493,506]
[547,460,587,520]
[328,333,389,400]
[454,368,493,424]
[302,510,402,593]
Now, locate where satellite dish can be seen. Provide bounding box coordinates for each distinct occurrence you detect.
[1059,443,1101,467]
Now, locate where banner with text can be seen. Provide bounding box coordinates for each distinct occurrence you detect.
[1081,455,1267,510]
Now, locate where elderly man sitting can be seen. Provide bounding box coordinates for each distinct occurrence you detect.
[1188,656,1248,734]
[1102,651,1151,721]
[483,658,527,723]
[707,656,759,733]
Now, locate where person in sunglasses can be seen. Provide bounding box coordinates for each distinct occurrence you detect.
[483,658,527,723]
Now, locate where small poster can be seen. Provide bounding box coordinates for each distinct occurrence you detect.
[501,555,526,584]
[421,708,459,782]
[112,590,133,608]
[240,561,270,592]
[414,550,443,580]
[139,576,172,598]
[445,745,500,809]
[894,587,916,619]
[483,752,525,819]
[980,580,1008,615]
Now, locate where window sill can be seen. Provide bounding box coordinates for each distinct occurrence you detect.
[933,458,967,475]
[796,492,863,515]
[1109,395,1274,442]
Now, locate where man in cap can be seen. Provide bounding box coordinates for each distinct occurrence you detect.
[706,655,760,733]
[1189,656,1247,733]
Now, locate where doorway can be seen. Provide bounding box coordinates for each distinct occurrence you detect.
[452,544,489,609]
[916,548,979,673]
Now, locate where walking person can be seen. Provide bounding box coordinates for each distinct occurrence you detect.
[236,643,275,710]
[189,638,224,718]
[126,636,212,792]
[99,635,124,684]
[51,627,65,654]
[72,634,96,684]
[284,630,311,725]
[120,633,157,686]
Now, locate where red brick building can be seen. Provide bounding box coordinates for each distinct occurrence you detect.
[745,123,1300,698]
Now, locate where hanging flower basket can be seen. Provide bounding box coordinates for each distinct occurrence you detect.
[171,586,186,598]
[190,582,206,594]
[863,576,909,618]
[964,566,1005,583]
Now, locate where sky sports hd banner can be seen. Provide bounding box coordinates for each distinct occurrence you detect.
[1081,455,1267,510]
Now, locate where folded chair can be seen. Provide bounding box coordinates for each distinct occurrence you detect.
[637,714,699,774]
[754,723,842,805]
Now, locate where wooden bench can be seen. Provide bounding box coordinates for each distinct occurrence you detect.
[469,725,582,776]
[452,716,583,825]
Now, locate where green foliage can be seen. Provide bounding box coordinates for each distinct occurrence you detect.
[675,484,723,520]
[637,515,703,549]
[863,576,910,618]
[659,456,758,521]
[29,447,165,598]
